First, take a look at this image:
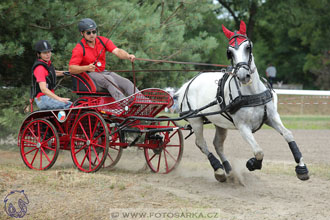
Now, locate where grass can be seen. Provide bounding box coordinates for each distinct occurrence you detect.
[278,115,330,129]
[261,162,330,180]
[160,112,330,130]
[0,161,213,220]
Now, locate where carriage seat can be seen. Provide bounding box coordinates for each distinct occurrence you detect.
[71,72,110,95]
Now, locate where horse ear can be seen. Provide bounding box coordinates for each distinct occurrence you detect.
[239,20,246,35]
[222,24,234,39]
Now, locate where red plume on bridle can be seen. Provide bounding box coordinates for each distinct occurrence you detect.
[222,20,247,48]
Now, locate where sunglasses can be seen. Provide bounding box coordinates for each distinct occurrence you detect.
[85,30,97,35]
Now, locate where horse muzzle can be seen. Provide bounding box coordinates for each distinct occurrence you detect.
[234,64,252,84]
[241,75,252,85]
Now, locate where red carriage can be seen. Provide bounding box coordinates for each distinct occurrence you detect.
[18,72,184,173]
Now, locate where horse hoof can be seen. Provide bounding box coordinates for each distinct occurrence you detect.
[246,158,262,171]
[296,165,309,181]
[214,168,226,182]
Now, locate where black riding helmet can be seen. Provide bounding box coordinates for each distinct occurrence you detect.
[34,40,52,53]
[78,18,97,32]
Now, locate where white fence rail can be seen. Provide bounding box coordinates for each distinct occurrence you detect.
[274,89,330,96]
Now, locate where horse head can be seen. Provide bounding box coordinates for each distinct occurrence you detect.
[222,21,254,85]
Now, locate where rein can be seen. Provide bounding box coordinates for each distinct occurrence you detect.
[134,58,228,68]
[130,58,229,95]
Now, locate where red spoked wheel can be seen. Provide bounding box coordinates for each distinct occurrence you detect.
[20,119,59,170]
[144,116,184,174]
[103,125,123,168]
[70,111,109,172]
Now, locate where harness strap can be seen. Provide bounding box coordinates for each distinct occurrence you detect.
[252,105,268,133]
[79,36,106,57]
[227,89,273,114]
[233,76,242,97]
[79,41,85,56]
[217,72,234,123]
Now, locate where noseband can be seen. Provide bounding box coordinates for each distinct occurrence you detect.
[227,33,253,77]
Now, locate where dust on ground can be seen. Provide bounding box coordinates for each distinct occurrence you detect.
[1,129,330,220]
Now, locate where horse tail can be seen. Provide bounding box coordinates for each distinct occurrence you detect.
[174,81,190,112]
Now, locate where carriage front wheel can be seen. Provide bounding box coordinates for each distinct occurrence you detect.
[70,111,109,172]
[144,116,184,174]
[20,118,60,170]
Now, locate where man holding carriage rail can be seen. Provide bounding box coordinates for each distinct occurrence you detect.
[32,40,72,110]
[69,18,138,100]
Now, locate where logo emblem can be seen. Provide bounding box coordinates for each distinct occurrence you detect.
[57,110,66,122]
[4,190,29,218]
[97,62,102,67]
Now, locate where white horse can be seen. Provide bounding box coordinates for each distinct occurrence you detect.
[177,21,309,182]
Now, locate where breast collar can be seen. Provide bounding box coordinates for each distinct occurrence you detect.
[216,71,273,130]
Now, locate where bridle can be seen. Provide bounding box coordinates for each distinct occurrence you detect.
[226,33,254,78]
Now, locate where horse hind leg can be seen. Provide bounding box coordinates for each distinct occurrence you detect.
[188,118,226,182]
[266,113,309,181]
[213,126,232,175]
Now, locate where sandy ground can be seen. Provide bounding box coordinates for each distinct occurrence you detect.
[1,129,330,220]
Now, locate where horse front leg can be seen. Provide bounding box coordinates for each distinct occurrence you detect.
[266,112,309,181]
[188,118,226,182]
[237,125,264,171]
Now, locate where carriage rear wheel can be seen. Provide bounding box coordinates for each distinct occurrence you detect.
[20,119,59,170]
[144,116,184,174]
[70,111,109,172]
[103,125,123,168]
[86,124,123,168]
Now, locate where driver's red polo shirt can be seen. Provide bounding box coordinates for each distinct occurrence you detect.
[69,36,117,72]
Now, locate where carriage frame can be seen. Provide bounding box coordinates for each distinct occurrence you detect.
[18,71,186,173]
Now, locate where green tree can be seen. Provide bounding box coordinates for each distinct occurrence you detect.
[212,0,329,89]
[290,0,330,89]
[214,0,264,41]
[0,0,219,89]
[0,0,219,136]
[107,0,219,88]
[257,0,330,89]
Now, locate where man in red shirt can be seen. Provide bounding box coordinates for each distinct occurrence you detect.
[32,40,72,110]
[69,18,138,100]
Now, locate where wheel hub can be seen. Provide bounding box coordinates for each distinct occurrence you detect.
[37,142,41,148]
[86,140,91,146]
[152,147,162,155]
[148,134,164,154]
